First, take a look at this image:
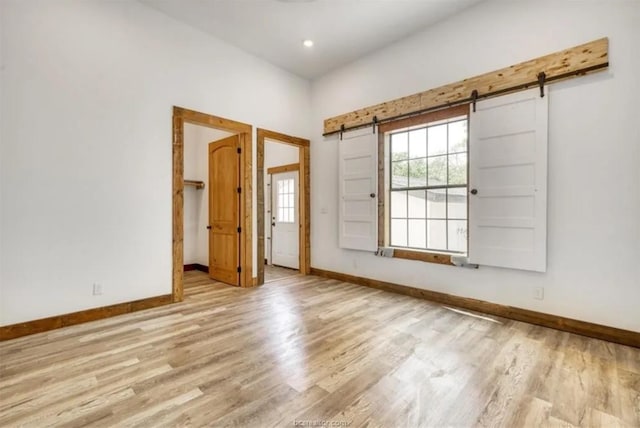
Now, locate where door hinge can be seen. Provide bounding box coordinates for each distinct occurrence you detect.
[237,266,242,273]
[237,147,242,154]
[237,187,242,194]
[237,226,241,233]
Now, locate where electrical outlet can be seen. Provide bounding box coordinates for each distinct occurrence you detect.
[93,283,103,296]
[533,286,544,300]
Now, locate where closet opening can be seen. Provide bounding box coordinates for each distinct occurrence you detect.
[172,107,254,301]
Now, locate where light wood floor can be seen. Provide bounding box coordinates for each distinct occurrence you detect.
[265,265,300,283]
[1,272,638,427]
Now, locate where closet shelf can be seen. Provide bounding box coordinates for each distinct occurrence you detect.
[184,180,205,190]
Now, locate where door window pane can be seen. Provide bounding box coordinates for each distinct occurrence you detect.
[277,178,295,223]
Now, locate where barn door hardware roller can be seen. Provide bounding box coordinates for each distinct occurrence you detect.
[471,90,479,113]
[372,116,378,133]
[339,124,345,140]
[537,72,546,98]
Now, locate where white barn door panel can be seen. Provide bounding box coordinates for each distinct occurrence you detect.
[338,129,378,252]
[469,88,548,272]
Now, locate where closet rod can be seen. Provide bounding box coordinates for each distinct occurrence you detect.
[184,180,205,189]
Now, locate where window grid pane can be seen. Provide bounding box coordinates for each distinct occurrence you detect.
[277,178,295,223]
[389,116,468,253]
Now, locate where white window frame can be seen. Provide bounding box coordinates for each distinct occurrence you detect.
[386,115,469,254]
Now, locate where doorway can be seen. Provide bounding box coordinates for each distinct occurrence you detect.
[257,128,310,285]
[172,107,254,302]
[270,168,299,270]
[182,123,235,281]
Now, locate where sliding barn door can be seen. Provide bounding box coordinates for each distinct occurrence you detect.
[468,88,548,272]
[338,129,378,252]
[208,135,241,286]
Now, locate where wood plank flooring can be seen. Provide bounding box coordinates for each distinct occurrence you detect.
[264,265,299,283]
[1,271,638,427]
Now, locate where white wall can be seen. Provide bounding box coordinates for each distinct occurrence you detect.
[0,0,310,325]
[310,0,640,332]
[183,124,233,266]
[0,2,4,310]
[264,141,299,264]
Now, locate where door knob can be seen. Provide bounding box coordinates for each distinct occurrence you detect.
[370,193,376,198]
[470,189,478,195]
[206,225,212,229]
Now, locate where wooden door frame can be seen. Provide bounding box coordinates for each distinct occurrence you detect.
[257,128,310,285]
[173,106,254,302]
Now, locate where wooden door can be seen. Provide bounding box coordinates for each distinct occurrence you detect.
[209,135,240,286]
[271,171,299,269]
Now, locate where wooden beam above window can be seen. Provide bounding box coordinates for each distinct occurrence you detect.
[324,38,609,135]
[378,104,469,134]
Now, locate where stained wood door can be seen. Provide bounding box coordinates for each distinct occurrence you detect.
[271,171,299,269]
[209,135,240,286]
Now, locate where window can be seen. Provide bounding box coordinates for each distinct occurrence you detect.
[386,110,468,254]
[277,178,295,223]
[335,90,547,269]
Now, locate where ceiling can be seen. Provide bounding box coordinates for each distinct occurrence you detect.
[141,0,482,79]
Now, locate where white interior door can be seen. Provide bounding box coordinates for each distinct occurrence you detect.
[468,88,548,272]
[271,171,299,269]
[265,175,272,265]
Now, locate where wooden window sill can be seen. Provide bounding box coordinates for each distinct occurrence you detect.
[392,248,456,266]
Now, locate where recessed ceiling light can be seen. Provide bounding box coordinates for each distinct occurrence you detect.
[303,39,314,48]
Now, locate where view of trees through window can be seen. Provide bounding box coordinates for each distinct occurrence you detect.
[389,117,468,253]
